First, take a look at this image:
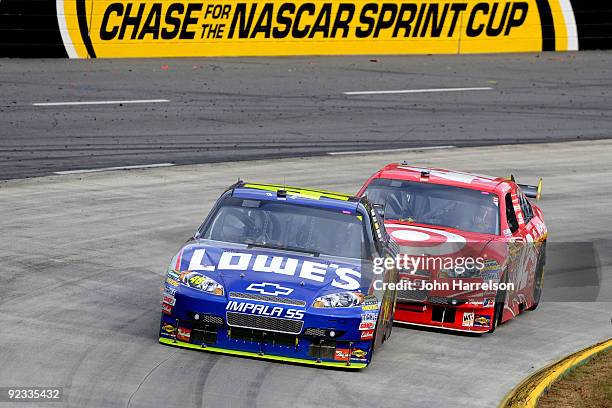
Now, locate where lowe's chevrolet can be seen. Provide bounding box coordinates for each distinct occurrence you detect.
[159,182,399,368]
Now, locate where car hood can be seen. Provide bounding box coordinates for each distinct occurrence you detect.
[174,240,369,300]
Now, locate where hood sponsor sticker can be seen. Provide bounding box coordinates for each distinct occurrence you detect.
[385,224,467,256]
[183,248,361,290]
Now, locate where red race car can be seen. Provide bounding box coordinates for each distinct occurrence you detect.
[358,163,547,333]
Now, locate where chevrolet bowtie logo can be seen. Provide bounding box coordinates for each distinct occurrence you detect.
[246,282,293,296]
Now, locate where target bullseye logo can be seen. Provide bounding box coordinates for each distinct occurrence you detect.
[386,224,467,255]
[392,230,431,242]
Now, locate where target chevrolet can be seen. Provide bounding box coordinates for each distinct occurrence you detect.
[358,164,547,333]
[159,182,399,368]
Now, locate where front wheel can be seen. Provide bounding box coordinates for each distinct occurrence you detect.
[527,243,546,311]
[488,271,508,333]
[488,300,504,333]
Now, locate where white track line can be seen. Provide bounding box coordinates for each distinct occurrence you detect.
[53,163,175,175]
[33,99,170,107]
[343,87,493,95]
[329,145,456,156]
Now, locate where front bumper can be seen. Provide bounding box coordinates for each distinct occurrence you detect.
[394,302,494,333]
[158,287,375,368]
[158,337,368,369]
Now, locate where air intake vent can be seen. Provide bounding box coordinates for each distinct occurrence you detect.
[304,328,327,337]
[396,289,427,302]
[226,312,304,335]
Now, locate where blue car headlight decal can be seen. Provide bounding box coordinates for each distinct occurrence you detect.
[180,271,225,296]
[312,291,365,308]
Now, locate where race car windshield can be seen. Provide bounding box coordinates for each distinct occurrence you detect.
[200,197,366,259]
[364,178,500,235]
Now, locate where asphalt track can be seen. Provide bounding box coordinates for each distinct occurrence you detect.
[2,51,612,179]
[1,140,610,408]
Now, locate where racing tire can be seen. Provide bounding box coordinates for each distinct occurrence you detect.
[383,291,398,342]
[383,313,393,342]
[527,243,546,311]
[488,301,504,333]
[488,271,509,333]
[366,313,384,367]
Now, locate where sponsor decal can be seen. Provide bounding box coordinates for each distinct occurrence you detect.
[226,301,304,320]
[483,298,495,308]
[462,312,474,327]
[473,314,491,327]
[360,330,374,340]
[385,224,467,256]
[481,260,502,281]
[162,323,175,333]
[177,327,191,342]
[359,321,375,331]
[162,293,176,306]
[351,349,367,361]
[246,282,293,296]
[334,348,350,361]
[166,277,179,286]
[361,298,379,311]
[481,270,501,281]
[164,286,177,296]
[361,312,378,322]
[60,0,567,59]
[363,295,378,304]
[186,249,361,290]
[162,303,173,315]
[167,270,180,280]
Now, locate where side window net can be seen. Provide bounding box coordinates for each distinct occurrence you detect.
[519,192,534,223]
[505,193,519,233]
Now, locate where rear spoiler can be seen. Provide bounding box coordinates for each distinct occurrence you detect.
[510,175,543,201]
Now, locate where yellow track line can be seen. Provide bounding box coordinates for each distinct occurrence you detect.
[500,337,612,408]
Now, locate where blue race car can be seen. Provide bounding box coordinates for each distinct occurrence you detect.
[159,182,399,368]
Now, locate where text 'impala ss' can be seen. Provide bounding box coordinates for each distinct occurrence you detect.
[159,182,399,368]
[358,164,547,333]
